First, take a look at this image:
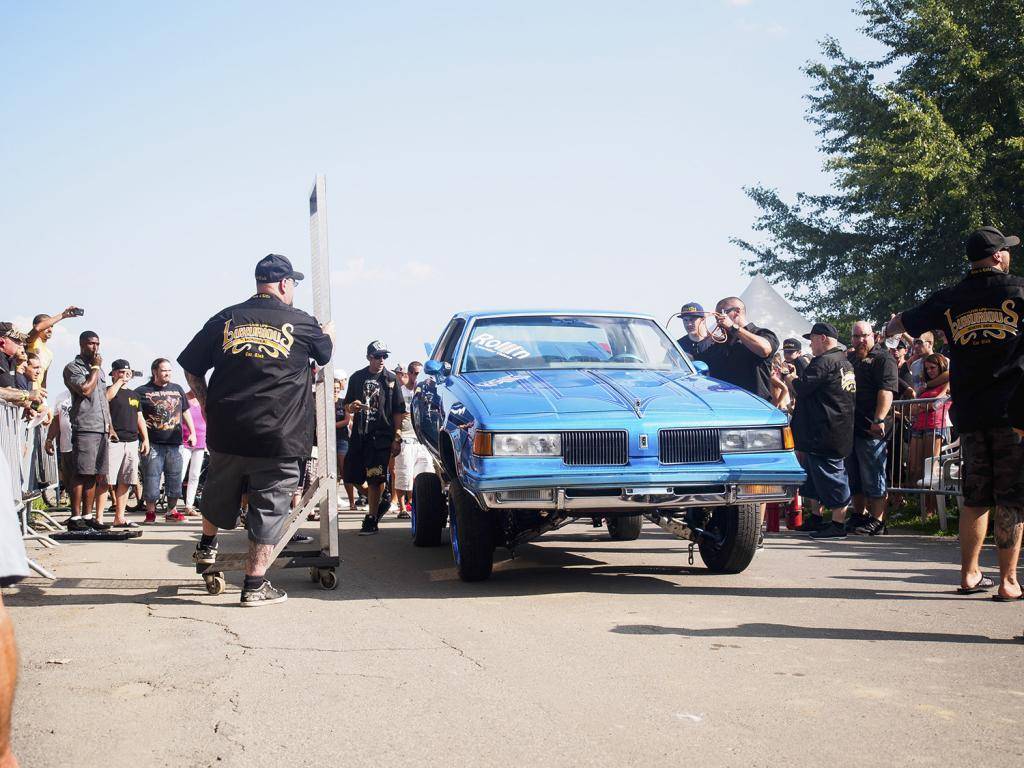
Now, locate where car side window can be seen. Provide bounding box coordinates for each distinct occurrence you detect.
[434,319,466,365]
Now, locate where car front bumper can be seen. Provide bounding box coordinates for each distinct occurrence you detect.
[478,482,797,512]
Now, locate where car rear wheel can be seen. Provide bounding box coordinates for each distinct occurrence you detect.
[448,478,495,582]
[698,504,760,574]
[605,514,643,541]
[411,473,446,547]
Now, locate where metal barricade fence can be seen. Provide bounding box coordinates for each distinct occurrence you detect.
[1,401,60,578]
[887,396,960,530]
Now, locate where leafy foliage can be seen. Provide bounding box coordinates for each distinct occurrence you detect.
[734,0,1024,328]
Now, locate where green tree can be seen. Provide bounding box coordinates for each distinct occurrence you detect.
[735,0,1024,328]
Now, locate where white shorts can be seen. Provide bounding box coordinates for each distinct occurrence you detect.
[107,440,140,487]
[394,440,434,490]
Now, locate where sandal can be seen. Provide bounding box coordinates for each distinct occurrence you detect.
[991,591,1024,602]
[956,575,994,595]
[114,520,140,529]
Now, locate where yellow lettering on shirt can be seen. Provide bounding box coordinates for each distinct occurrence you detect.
[944,299,1020,345]
[222,320,296,359]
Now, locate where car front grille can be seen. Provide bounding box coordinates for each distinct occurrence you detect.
[659,428,721,464]
[561,430,628,466]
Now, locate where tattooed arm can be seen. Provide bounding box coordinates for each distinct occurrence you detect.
[184,372,208,418]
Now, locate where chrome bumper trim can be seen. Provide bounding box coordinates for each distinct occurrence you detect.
[478,485,794,511]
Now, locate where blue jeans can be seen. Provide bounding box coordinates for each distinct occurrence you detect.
[845,437,887,499]
[800,453,852,510]
[141,442,184,503]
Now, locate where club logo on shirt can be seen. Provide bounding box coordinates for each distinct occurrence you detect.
[841,369,857,393]
[944,299,1020,345]
[222,320,295,359]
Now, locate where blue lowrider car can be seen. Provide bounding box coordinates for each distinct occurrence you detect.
[411,310,805,582]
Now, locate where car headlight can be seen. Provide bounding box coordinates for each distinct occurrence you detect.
[719,428,784,453]
[473,432,562,457]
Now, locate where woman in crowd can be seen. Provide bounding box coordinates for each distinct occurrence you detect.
[908,353,951,519]
[768,352,792,412]
[179,389,207,517]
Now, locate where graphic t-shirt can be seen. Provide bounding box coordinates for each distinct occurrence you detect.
[108,386,141,442]
[902,267,1024,431]
[177,293,333,458]
[134,382,189,445]
[400,384,417,439]
[344,366,406,444]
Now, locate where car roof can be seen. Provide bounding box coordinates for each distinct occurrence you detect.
[450,309,658,322]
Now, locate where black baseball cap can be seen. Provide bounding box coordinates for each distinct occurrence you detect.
[679,302,704,317]
[803,322,840,340]
[367,340,390,357]
[255,253,304,283]
[111,359,131,372]
[966,226,1020,262]
[782,338,802,352]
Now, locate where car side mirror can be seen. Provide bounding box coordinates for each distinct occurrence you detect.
[424,360,451,378]
[692,360,710,376]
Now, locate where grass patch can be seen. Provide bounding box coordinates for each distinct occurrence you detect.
[886,496,959,536]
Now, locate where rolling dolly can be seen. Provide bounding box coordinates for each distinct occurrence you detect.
[198,175,341,594]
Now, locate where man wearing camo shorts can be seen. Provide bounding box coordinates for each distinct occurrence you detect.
[888,227,1024,601]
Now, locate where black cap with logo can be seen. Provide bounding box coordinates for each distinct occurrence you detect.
[803,322,840,340]
[966,227,1020,262]
[782,338,802,352]
[255,254,304,283]
[110,359,131,372]
[367,340,390,358]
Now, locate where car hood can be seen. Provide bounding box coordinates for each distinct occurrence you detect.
[460,368,778,423]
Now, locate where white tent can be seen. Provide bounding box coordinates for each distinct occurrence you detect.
[739,274,813,345]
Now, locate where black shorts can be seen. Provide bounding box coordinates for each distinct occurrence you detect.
[960,427,1024,508]
[343,437,391,486]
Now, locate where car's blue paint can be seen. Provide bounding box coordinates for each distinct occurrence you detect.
[412,311,805,494]
[692,360,710,375]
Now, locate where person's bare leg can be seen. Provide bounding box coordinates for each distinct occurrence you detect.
[112,482,130,524]
[0,593,20,768]
[867,495,887,521]
[851,493,866,517]
[81,476,97,519]
[344,483,356,509]
[367,484,383,520]
[246,541,274,578]
[93,478,109,524]
[993,505,1023,599]
[960,505,989,590]
[69,478,83,516]
[830,505,849,525]
[165,498,179,516]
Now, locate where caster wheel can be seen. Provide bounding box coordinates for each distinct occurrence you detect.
[204,573,226,596]
[309,567,320,583]
[319,570,338,590]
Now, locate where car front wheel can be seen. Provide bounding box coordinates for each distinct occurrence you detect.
[448,478,495,582]
[698,504,760,574]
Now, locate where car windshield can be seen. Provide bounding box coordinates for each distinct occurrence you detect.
[461,315,690,373]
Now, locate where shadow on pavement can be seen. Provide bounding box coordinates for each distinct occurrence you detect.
[610,622,1024,645]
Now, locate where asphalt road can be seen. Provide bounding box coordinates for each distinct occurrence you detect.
[7,512,1024,767]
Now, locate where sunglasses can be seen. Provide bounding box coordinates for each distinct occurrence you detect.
[372,354,389,360]
[720,306,742,314]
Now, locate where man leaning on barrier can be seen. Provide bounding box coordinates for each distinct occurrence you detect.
[177,254,333,607]
[887,226,1024,600]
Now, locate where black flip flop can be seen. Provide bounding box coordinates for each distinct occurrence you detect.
[991,592,1024,602]
[956,576,995,595]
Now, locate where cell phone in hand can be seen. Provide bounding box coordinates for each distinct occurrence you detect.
[69,308,85,317]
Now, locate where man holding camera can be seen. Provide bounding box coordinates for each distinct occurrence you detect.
[28,305,82,389]
[103,360,149,528]
[344,341,406,536]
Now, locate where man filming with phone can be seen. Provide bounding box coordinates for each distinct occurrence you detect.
[28,305,83,389]
[344,341,406,536]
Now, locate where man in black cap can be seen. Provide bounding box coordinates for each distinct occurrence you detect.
[676,302,714,359]
[178,254,334,606]
[103,359,148,528]
[0,323,25,389]
[887,226,1024,599]
[785,322,857,538]
[343,340,406,535]
[699,297,780,400]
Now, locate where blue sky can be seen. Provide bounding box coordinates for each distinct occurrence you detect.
[1,1,877,390]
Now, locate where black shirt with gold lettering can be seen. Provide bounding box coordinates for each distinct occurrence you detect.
[902,267,1024,431]
[177,293,333,458]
